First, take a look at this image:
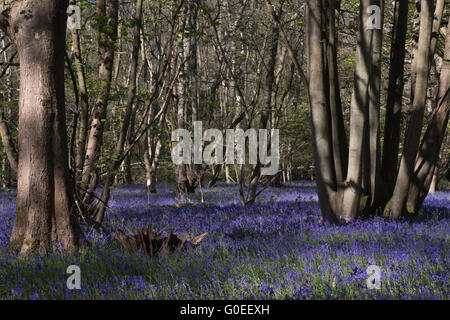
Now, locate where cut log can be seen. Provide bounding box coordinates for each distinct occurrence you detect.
[114,224,208,256]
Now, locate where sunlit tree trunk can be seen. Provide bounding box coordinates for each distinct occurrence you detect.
[340,0,372,221]
[326,0,348,186]
[70,0,89,183]
[80,0,118,201]
[406,17,450,212]
[94,0,143,223]
[306,0,337,221]
[1,0,81,254]
[364,0,384,210]
[389,0,434,219]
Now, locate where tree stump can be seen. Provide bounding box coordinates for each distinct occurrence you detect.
[114,224,207,256]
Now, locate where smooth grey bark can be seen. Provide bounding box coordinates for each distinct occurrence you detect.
[389,0,434,220]
[2,0,81,255]
[381,0,409,200]
[326,0,348,185]
[305,0,336,221]
[406,17,450,212]
[364,0,384,209]
[341,0,372,221]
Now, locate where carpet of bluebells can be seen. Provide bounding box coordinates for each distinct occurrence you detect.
[0,182,448,300]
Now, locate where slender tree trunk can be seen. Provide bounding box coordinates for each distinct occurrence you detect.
[341,0,372,222]
[149,139,162,193]
[71,0,89,183]
[174,4,196,196]
[381,0,409,200]
[245,19,279,205]
[306,0,337,221]
[94,0,143,223]
[327,0,348,185]
[429,168,438,193]
[406,18,450,211]
[80,0,118,201]
[409,0,422,104]
[364,0,384,209]
[389,0,434,219]
[429,0,445,65]
[0,109,17,173]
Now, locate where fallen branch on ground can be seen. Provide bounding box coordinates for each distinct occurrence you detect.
[115,224,208,256]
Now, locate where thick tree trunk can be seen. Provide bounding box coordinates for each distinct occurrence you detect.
[2,0,80,255]
[389,0,434,220]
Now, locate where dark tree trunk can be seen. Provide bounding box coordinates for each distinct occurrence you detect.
[0,109,17,173]
[381,0,409,201]
[246,17,279,205]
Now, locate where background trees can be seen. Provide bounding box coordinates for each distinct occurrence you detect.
[0,0,448,253]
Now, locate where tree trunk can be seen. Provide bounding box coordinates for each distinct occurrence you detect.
[326,0,348,185]
[94,0,143,223]
[1,0,81,255]
[381,0,409,200]
[245,18,279,205]
[174,4,196,197]
[340,0,372,221]
[80,0,118,201]
[406,17,450,211]
[0,109,17,173]
[71,0,89,184]
[306,0,336,221]
[362,0,384,211]
[389,0,434,219]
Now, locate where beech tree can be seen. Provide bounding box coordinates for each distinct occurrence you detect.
[283,0,448,222]
[0,0,81,254]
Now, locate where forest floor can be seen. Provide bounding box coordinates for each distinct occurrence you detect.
[0,182,448,299]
